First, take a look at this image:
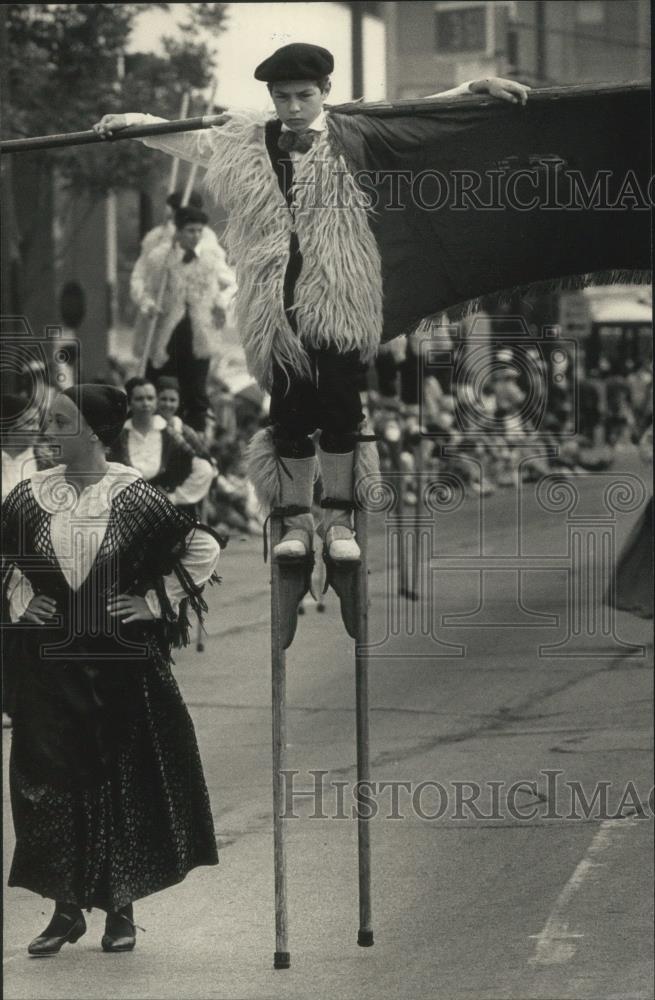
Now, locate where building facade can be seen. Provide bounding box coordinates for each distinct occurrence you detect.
[385,0,650,97]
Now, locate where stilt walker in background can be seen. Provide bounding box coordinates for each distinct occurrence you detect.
[130,205,235,432]
[130,189,231,304]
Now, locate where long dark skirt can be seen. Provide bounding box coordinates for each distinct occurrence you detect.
[608,495,653,619]
[8,646,218,912]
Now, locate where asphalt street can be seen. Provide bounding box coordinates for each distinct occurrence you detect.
[3,448,653,1000]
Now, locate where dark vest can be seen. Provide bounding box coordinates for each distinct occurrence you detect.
[264,119,303,325]
[109,427,194,492]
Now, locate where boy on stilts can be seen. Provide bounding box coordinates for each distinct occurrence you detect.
[94,44,528,562]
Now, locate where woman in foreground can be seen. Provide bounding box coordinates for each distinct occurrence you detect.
[2,384,221,956]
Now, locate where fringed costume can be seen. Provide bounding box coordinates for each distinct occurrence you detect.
[128,80,385,559]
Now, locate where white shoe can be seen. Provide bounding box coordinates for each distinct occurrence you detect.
[273,529,312,560]
[384,419,401,443]
[325,525,361,562]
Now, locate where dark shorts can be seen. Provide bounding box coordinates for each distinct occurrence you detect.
[270,345,366,451]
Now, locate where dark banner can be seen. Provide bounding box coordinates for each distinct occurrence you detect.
[328,84,651,341]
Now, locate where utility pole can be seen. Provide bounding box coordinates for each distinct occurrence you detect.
[0,4,22,323]
[535,0,546,85]
[105,52,125,334]
[351,1,364,100]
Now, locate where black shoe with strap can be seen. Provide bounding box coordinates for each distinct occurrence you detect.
[102,904,137,953]
[28,906,86,957]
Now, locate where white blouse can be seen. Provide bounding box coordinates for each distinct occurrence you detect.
[2,447,40,502]
[7,463,220,622]
[125,415,165,482]
[125,415,215,506]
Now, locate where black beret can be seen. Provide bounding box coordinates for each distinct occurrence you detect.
[254,43,334,83]
[167,190,203,211]
[62,384,128,447]
[175,205,208,229]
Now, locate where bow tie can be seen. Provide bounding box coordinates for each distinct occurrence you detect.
[277,129,317,155]
[182,249,197,264]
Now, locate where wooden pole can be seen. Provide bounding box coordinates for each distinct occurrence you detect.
[270,515,290,969]
[137,259,169,376]
[182,162,199,207]
[105,190,118,332]
[139,83,218,377]
[411,435,424,597]
[196,416,216,653]
[1,83,647,155]
[137,90,191,377]
[350,1,364,101]
[182,81,217,205]
[168,91,190,195]
[396,440,409,598]
[354,503,373,947]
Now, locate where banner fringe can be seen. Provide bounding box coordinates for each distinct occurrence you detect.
[443,269,652,321]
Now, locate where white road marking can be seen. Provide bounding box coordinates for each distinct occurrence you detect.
[3,954,24,966]
[528,817,639,966]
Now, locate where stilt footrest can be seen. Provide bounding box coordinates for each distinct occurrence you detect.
[323,552,360,639]
[274,555,315,650]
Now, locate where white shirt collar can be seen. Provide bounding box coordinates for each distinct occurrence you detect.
[2,447,38,502]
[173,241,204,261]
[125,414,168,435]
[29,462,141,515]
[281,109,327,134]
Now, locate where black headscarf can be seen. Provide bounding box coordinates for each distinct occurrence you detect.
[62,384,128,446]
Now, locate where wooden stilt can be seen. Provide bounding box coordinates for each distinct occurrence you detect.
[195,492,209,652]
[270,456,375,957]
[322,553,359,638]
[323,511,374,944]
[195,415,218,652]
[411,440,424,596]
[270,515,291,969]
[354,506,374,947]
[397,438,420,602]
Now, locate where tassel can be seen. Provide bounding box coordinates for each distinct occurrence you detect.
[245,427,281,511]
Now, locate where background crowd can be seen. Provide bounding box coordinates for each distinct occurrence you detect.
[2,190,653,534]
[3,316,652,523]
